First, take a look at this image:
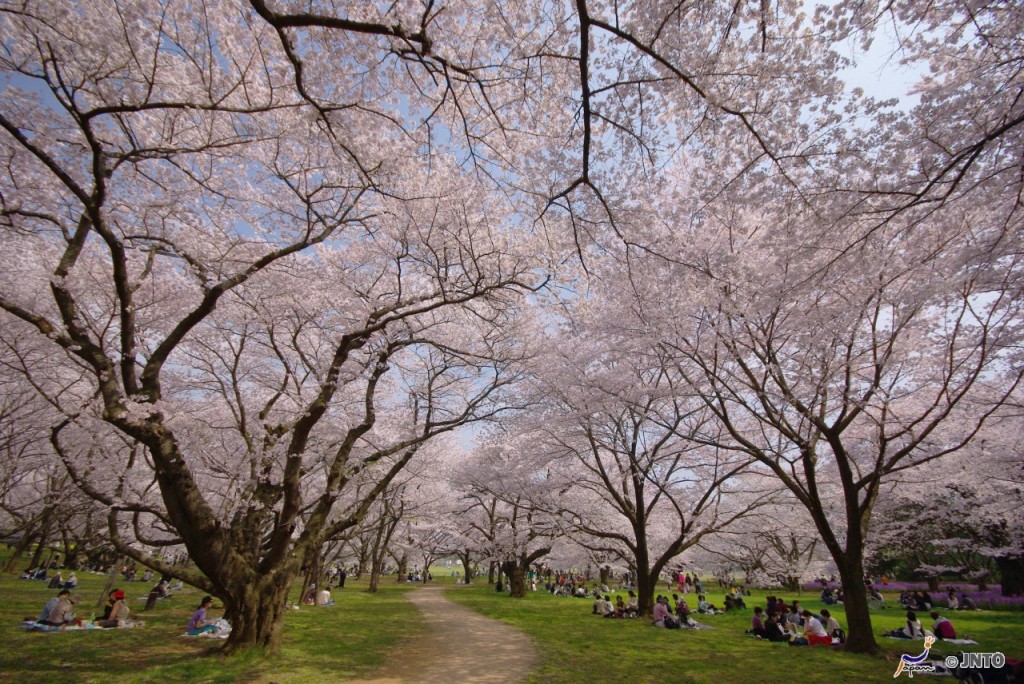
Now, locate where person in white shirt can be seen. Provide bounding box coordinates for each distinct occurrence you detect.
[802,609,832,646]
[820,608,844,642]
[885,610,924,639]
[315,585,334,606]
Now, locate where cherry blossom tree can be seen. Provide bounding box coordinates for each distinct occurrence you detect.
[0,1,541,652]
[520,333,772,616]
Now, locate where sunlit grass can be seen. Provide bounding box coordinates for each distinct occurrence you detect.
[2,560,1021,684]
[0,567,420,683]
[444,583,1024,684]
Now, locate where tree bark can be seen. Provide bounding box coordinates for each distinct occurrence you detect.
[1,532,35,573]
[836,555,878,654]
[458,550,473,584]
[501,560,527,598]
[223,576,292,654]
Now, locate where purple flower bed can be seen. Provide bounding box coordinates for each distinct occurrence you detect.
[800,581,1024,609]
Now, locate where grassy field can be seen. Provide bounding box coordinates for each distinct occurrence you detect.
[0,568,421,683]
[2,564,1022,683]
[445,583,1024,684]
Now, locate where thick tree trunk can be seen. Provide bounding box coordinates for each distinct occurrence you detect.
[501,560,527,598]
[222,574,293,654]
[458,550,473,584]
[599,565,610,586]
[997,557,1024,596]
[838,559,879,654]
[635,568,656,617]
[487,560,496,584]
[634,543,654,617]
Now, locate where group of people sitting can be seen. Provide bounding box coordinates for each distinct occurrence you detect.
[899,588,977,612]
[884,610,959,640]
[32,586,138,628]
[592,591,640,619]
[898,590,935,611]
[301,584,337,606]
[749,599,844,646]
[652,594,699,628]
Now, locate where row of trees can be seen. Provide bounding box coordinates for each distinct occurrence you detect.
[2,0,1022,656]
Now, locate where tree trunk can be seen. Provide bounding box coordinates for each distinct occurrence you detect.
[458,550,473,584]
[634,543,654,617]
[487,560,496,584]
[2,532,35,573]
[838,559,879,654]
[222,575,293,654]
[997,557,1024,596]
[599,565,610,586]
[396,552,408,583]
[501,560,527,598]
[28,511,54,570]
[635,567,655,617]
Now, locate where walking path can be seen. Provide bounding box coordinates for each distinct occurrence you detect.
[361,585,537,683]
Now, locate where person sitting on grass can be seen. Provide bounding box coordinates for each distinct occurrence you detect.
[820,609,844,642]
[187,596,219,636]
[750,606,767,638]
[946,590,959,611]
[614,595,627,618]
[763,612,789,642]
[626,591,639,617]
[39,590,76,627]
[930,611,957,640]
[675,595,691,623]
[802,610,832,646]
[655,593,679,626]
[696,594,719,614]
[653,595,672,627]
[960,593,977,610]
[96,589,130,628]
[316,585,334,606]
[885,610,924,639]
[37,589,70,624]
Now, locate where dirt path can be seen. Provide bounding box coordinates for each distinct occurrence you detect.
[361,586,537,684]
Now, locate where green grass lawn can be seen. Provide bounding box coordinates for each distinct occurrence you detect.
[2,563,1021,683]
[0,568,420,683]
[444,583,1024,684]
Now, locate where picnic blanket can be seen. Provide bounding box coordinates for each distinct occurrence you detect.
[180,618,232,639]
[20,621,104,632]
